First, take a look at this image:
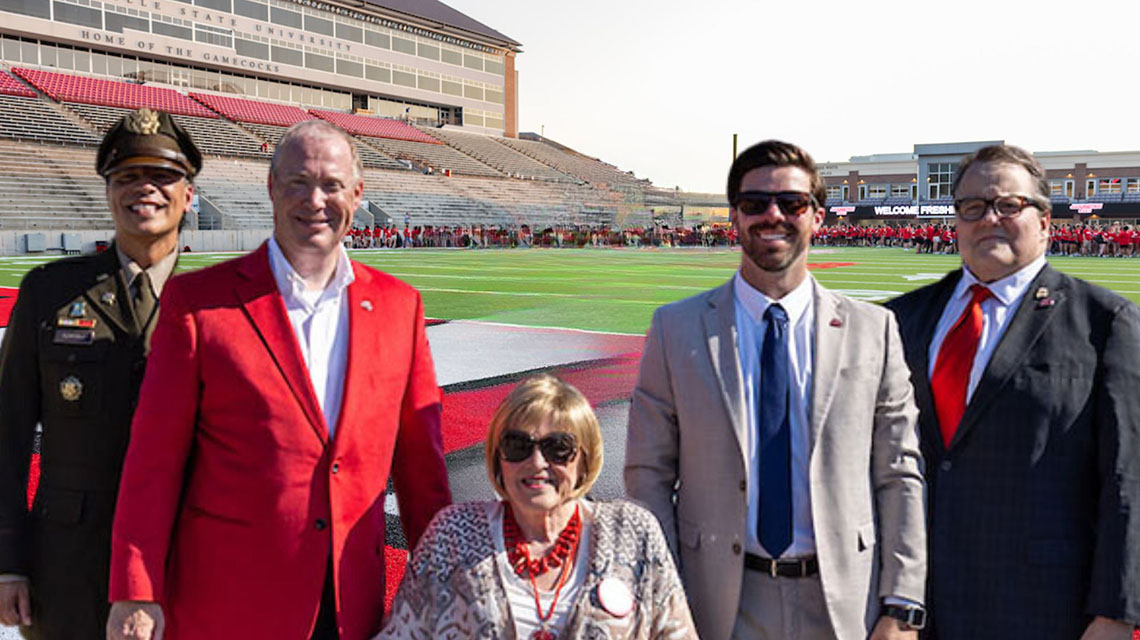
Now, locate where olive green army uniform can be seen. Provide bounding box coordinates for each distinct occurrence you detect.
[0,108,200,639]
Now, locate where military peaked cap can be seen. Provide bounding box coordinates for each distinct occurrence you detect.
[95,108,202,178]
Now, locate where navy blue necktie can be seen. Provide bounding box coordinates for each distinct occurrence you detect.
[758,303,792,558]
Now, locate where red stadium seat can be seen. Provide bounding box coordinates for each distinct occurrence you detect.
[11,67,218,118]
[308,109,442,144]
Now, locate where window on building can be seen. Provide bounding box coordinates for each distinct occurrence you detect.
[197,0,232,11]
[890,184,909,198]
[365,65,390,83]
[826,185,844,202]
[1086,179,1096,197]
[270,7,302,29]
[464,84,484,101]
[336,59,362,78]
[927,162,956,199]
[0,0,50,19]
[235,38,269,60]
[392,69,415,88]
[305,16,334,37]
[418,43,439,61]
[868,184,887,199]
[440,48,461,65]
[392,36,416,55]
[271,45,302,67]
[1128,178,1140,194]
[195,25,233,49]
[54,2,102,29]
[441,80,462,97]
[485,89,503,104]
[233,0,268,21]
[154,22,193,41]
[106,13,149,34]
[365,31,389,49]
[858,184,867,200]
[336,23,362,43]
[485,59,504,75]
[1099,177,1122,194]
[305,52,334,73]
[418,75,439,92]
[463,53,483,71]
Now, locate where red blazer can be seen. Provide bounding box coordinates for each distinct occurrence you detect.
[109,243,451,639]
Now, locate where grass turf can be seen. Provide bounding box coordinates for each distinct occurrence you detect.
[4,246,1140,334]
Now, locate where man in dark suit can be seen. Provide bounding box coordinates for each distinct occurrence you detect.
[0,109,201,639]
[886,144,1140,640]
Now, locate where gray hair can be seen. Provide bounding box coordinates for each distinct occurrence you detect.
[270,119,363,183]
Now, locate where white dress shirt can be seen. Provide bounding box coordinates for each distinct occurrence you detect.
[267,237,353,438]
[927,255,1047,401]
[734,272,815,559]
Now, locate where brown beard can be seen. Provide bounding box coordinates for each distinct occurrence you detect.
[740,223,807,273]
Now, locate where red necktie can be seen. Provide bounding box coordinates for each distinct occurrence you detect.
[930,284,992,447]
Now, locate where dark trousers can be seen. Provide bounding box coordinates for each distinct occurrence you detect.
[309,557,339,640]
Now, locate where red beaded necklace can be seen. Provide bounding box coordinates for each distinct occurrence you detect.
[502,502,583,640]
[502,502,582,578]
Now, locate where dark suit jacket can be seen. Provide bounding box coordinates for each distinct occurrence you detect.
[886,264,1140,640]
[0,247,149,640]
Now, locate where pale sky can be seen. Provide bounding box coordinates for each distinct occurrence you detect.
[443,0,1140,194]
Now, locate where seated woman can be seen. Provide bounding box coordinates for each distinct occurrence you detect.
[375,374,697,640]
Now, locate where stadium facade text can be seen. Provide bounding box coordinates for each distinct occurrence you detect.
[77,32,281,73]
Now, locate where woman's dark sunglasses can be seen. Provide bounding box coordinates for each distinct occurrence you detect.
[733,191,818,217]
[499,430,579,464]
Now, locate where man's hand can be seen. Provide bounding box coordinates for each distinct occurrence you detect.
[0,580,31,627]
[106,601,164,640]
[869,615,918,640]
[1079,616,1134,640]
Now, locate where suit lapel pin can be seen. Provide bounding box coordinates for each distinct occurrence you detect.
[100,291,116,305]
[360,300,373,311]
[1034,286,1049,300]
[69,301,87,317]
[1036,297,1055,309]
[829,318,843,327]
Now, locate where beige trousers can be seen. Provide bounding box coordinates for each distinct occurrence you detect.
[730,570,837,640]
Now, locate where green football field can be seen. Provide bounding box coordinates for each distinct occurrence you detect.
[4,247,1140,334]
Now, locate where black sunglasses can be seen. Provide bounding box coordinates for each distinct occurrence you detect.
[733,191,818,217]
[499,430,579,464]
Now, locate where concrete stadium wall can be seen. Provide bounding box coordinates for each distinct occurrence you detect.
[0,230,272,256]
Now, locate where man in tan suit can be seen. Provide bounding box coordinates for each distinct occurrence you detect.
[625,140,927,640]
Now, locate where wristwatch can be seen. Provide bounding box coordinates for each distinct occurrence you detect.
[881,604,927,630]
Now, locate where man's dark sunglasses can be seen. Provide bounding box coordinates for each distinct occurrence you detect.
[733,191,818,217]
[499,430,579,464]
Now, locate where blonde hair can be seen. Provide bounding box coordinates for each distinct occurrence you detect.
[485,374,603,501]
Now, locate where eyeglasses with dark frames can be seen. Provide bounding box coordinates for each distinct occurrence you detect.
[499,430,579,465]
[953,195,1046,222]
[732,191,819,218]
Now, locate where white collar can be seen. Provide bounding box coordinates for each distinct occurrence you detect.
[957,254,1046,306]
[733,272,814,326]
[266,236,355,309]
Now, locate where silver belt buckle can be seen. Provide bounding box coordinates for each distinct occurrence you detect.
[769,559,779,579]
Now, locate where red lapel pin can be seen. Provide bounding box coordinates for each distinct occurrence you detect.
[829,318,843,327]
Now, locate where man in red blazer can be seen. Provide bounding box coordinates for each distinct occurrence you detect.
[105,120,452,640]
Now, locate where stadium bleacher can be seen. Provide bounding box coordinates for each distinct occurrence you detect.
[189,93,314,127]
[419,127,570,182]
[0,139,108,230]
[66,102,270,159]
[0,70,36,98]
[0,66,671,232]
[0,94,101,146]
[13,67,217,118]
[497,136,647,188]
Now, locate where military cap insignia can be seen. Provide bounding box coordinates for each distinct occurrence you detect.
[59,375,83,402]
[125,108,161,135]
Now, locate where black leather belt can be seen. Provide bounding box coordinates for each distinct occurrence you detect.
[744,553,819,578]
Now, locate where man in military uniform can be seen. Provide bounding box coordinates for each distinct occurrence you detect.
[0,108,201,639]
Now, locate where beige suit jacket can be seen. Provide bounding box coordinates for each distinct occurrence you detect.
[625,277,926,640]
